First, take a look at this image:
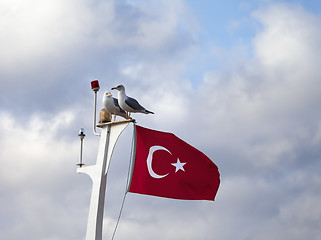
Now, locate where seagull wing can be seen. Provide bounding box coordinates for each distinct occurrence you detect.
[125,97,146,111]
[113,97,126,114]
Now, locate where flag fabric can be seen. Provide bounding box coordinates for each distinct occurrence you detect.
[128,125,220,201]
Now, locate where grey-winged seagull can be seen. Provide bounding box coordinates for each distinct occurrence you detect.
[102,92,130,120]
[111,85,154,117]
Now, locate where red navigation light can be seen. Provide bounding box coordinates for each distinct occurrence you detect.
[91,80,100,92]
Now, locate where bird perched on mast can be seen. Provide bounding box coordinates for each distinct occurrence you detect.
[111,85,154,118]
[102,92,130,121]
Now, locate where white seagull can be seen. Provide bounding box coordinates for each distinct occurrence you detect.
[111,85,154,117]
[102,92,130,120]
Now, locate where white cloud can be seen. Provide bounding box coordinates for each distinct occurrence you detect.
[0,0,194,67]
[0,0,94,69]
[0,111,96,239]
[192,3,321,163]
[0,0,197,114]
[253,4,321,69]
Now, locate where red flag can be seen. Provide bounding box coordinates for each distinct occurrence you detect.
[128,125,220,201]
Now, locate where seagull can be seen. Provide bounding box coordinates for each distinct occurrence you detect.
[111,85,154,117]
[102,92,130,120]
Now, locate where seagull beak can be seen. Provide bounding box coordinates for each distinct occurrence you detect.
[111,87,116,90]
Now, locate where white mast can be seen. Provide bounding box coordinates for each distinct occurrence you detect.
[77,120,135,240]
[77,80,135,240]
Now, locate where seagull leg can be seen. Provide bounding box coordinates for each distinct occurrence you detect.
[114,115,116,121]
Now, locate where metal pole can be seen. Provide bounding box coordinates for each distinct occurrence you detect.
[91,80,101,136]
[93,91,100,136]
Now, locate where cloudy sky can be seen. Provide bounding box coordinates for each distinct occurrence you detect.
[1,0,321,239]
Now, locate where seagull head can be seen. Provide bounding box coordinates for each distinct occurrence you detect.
[111,84,125,91]
[104,92,112,97]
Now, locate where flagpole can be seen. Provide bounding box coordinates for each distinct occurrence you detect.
[127,124,137,192]
[77,119,135,240]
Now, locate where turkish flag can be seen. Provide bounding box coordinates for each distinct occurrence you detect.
[128,125,220,201]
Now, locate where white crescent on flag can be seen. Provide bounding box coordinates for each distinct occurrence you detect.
[146,145,170,179]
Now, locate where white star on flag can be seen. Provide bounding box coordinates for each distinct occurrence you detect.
[171,158,186,173]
